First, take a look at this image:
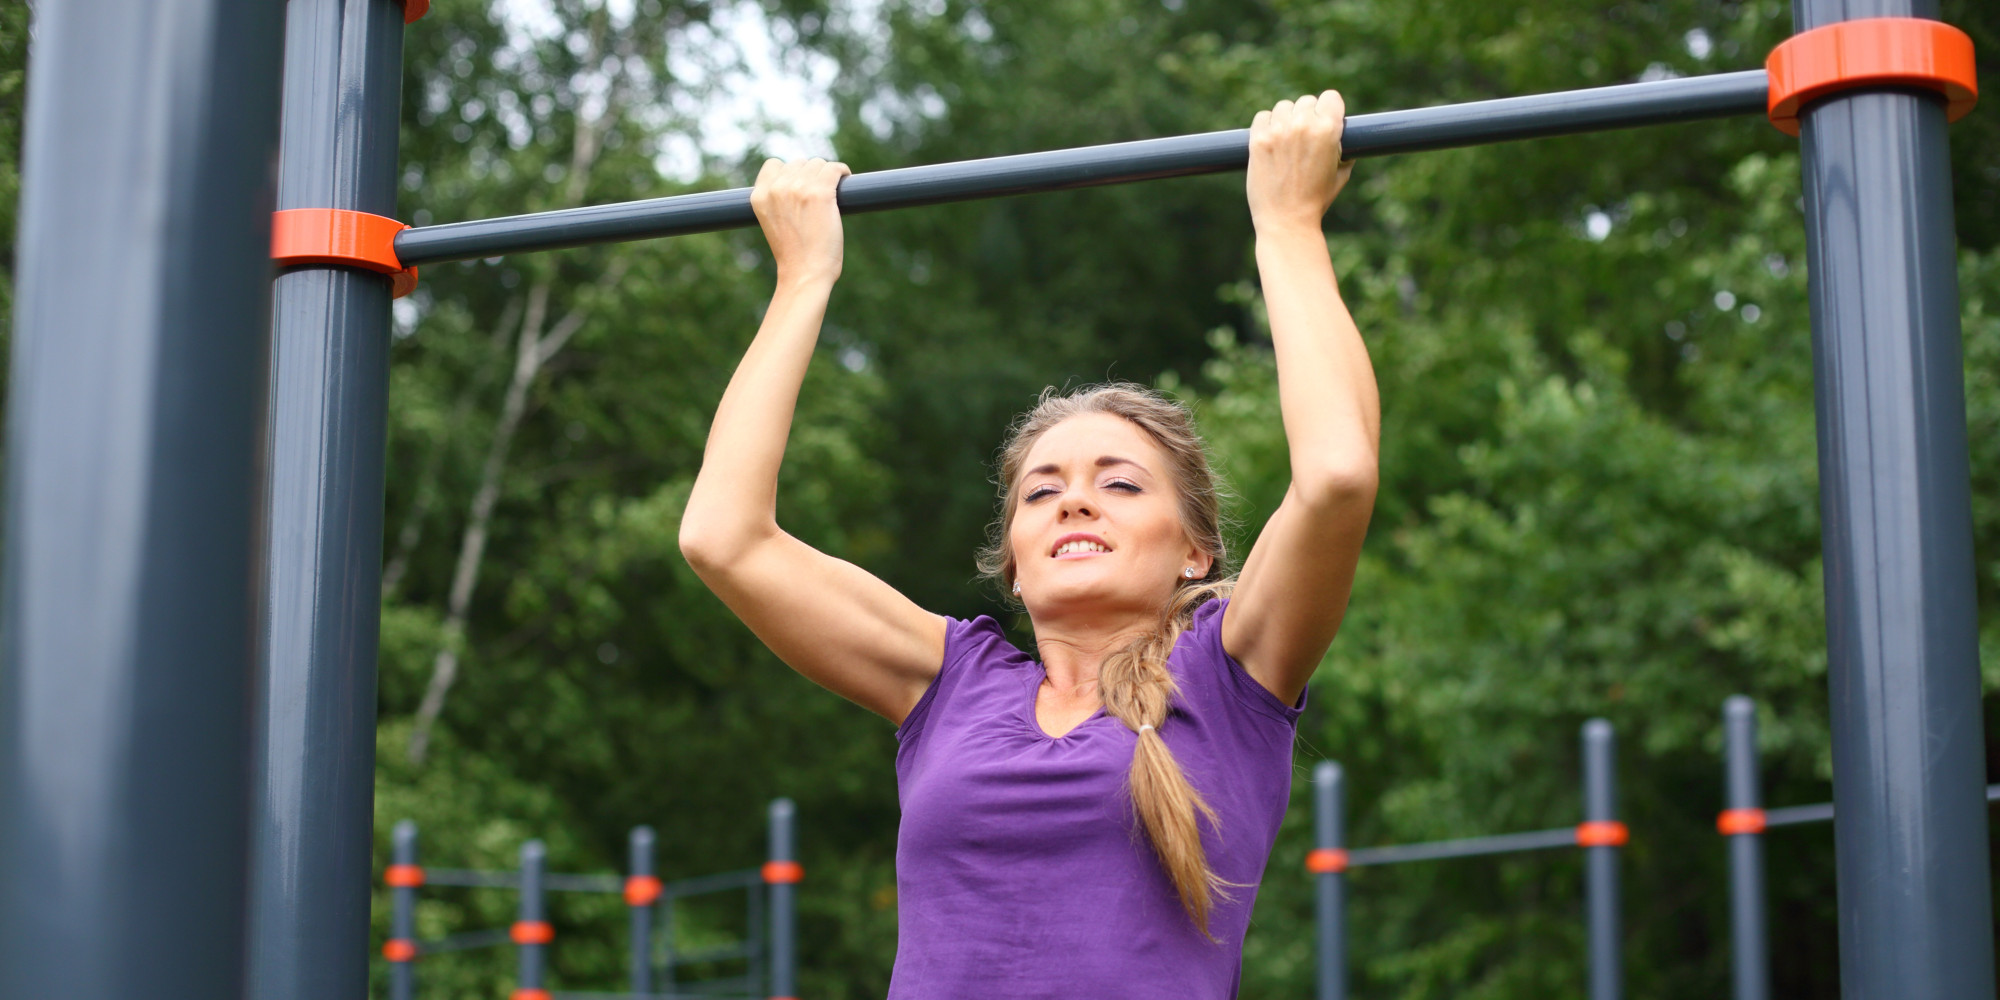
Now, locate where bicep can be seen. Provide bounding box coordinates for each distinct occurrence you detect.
[689,531,947,724]
[1221,484,1375,704]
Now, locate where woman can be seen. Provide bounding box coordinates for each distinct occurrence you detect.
[679,91,1376,998]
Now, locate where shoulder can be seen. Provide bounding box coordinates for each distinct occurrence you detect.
[897,613,1031,743]
[1173,597,1305,726]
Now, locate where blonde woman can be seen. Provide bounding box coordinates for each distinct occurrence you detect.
[679,91,1375,998]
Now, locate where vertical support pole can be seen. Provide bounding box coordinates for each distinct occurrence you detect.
[628,826,658,995]
[1581,719,1622,1000]
[386,821,421,1000]
[765,798,800,1000]
[513,840,551,1000]
[1310,761,1348,1000]
[249,0,408,996]
[0,0,287,998]
[1789,3,1996,999]
[1722,698,1769,1000]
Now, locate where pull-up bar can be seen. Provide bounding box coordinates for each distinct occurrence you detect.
[394,70,1769,266]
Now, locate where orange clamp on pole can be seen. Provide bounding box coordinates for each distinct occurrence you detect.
[1766,17,1978,136]
[624,874,663,907]
[1717,808,1769,836]
[509,991,552,1000]
[509,920,555,945]
[383,863,425,888]
[382,938,418,962]
[401,0,429,22]
[762,860,805,885]
[271,208,420,298]
[1575,820,1630,848]
[1304,847,1349,874]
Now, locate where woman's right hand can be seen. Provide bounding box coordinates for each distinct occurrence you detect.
[751,157,851,287]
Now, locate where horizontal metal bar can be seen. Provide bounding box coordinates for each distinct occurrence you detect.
[1762,783,2000,830]
[414,927,513,955]
[420,868,521,888]
[395,70,1768,266]
[1347,826,1578,868]
[545,873,624,894]
[669,944,754,965]
[661,869,760,898]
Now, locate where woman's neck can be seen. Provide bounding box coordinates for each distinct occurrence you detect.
[1033,611,1154,692]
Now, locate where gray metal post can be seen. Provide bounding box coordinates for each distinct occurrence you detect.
[249,0,409,996]
[388,820,420,1000]
[1581,720,1622,1000]
[517,839,550,998]
[1789,4,1996,998]
[1722,698,1769,1000]
[1312,761,1348,1000]
[0,0,287,998]
[629,826,657,994]
[768,799,800,1000]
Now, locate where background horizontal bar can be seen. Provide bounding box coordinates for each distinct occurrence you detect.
[1347,826,1578,868]
[661,869,761,897]
[1763,783,2000,830]
[395,70,1767,266]
[414,928,513,955]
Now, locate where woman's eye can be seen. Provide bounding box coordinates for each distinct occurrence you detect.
[1105,480,1141,493]
[1024,486,1059,502]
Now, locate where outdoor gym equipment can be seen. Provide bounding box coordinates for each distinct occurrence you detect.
[382,799,799,1000]
[1306,721,1628,1000]
[0,2,1984,999]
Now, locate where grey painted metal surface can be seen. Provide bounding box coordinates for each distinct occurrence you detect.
[250,0,407,996]
[1345,826,1578,867]
[1582,720,1621,1000]
[1789,2,1995,997]
[394,71,1767,265]
[630,826,657,994]
[391,821,420,1000]
[1722,698,1769,1000]
[1313,762,1347,1000]
[769,799,799,999]
[519,840,550,993]
[0,0,287,997]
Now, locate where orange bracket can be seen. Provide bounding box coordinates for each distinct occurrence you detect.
[383,863,425,888]
[402,0,429,22]
[1767,17,1978,136]
[510,921,555,946]
[1304,848,1350,874]
[271,208,419,298]
[624,874,663,907]
[1717,808,1768,836]
[510,991,552,1000]
[762,860,805,885]
[382,938,418,963]
[1575,820,1630,848]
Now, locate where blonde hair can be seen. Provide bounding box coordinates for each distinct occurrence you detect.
[976,382,1236,935]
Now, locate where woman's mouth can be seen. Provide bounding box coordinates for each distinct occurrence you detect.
[1050,534,1112,559]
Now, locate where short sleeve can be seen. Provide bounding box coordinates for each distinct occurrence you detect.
[896,614,1011,749]
[1180,598,1306,727]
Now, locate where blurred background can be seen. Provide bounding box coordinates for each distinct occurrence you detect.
[3,0,1997,995]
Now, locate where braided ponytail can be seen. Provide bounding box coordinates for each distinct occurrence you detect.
[977,383,1236,935]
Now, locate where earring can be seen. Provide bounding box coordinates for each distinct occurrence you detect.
[1012,581,1022,596]
[1183,567,1197,579]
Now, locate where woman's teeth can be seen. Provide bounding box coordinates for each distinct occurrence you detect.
[1054,540,1109,556]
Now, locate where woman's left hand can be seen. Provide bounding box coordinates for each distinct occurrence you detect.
[1245,90,1352,233]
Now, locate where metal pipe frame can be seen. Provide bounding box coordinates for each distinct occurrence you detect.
[629,826,657,995]
[1312,762,1347,1000]
[768,799,799,1000]
[393,70,1769,266]
[1722,698,1769,1000]
[1790,2,1995,998]
[1582,720,1622,1000]
[0,1,288,999]
[1345,826,1578,868]
[519,840,550,998]
[390,821,420,1000]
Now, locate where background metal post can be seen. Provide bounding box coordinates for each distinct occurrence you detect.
[1789,3,1996,998]
[1723,697,1769,1000]
[0,0,287,998]
[390,820,419,1000]
[249,0,408,996]
[517,840,549,999]
[1582,719,1622,1000]
[1313,761,1348,1000]
[629,826,656,994]
[768,799,799,1000]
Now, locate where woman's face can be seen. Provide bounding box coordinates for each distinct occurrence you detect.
[1008,412,1211,622]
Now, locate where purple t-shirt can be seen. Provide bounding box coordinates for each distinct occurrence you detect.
[890,598,1303,999]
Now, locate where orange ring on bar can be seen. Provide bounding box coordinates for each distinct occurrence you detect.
[762,860,804,884]
[382,938,418,962]
[402,0,428,22]
[384,864,425,888]
[1575,820,1630,848]
[510,921,554,945]
[510,991,551,1000]
[1717,808,1769,836]
[1304,848,1349,874]
[624,874,663,906]
[271,208,420,299]
[1767,17,1978,136]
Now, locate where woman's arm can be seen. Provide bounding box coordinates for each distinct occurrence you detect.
[1220,92,1381,706]
[678,158,945,724]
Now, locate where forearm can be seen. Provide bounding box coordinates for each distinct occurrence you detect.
[681,275,833,559]
[1254,223,1380,498]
